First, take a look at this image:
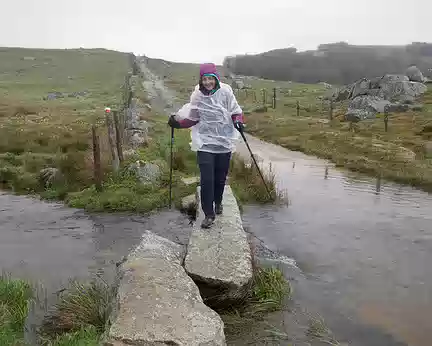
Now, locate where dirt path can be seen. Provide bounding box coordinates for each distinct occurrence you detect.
[138,58,179,113]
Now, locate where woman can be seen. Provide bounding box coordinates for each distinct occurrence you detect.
[168,63,244,228]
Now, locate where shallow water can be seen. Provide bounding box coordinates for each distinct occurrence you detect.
[0,194,191,287]
[0,193,192,342]
[237,135,432,346]
[2,133,432,345]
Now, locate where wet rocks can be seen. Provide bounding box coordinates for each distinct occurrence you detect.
[184,185,253,293]
[106,231,226,346]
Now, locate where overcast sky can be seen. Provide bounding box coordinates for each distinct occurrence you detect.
[1,0,430,64]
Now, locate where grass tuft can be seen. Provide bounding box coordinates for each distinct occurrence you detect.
[252,267,291,310]
[230,154,287,205]
[43,326,100,346]
[307,316,341,345]
[40,280,115,338]
[0,273,33,345]
[201,265,291,342]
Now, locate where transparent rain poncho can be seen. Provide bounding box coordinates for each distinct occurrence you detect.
[175,83,243,153]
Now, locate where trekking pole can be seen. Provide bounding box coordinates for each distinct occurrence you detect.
[169,126,174,209]
[239,130,273,200]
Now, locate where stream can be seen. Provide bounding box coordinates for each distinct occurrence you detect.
[237,135,432,346]
[1,138,432,345]
[0,193,192,342]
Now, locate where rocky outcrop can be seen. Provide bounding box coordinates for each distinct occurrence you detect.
[125,99,149,149]
[332,68,428,121]
[406,65,425,83]
[184,185,253,292]
[345,96,391,122]
[106,231,226,346]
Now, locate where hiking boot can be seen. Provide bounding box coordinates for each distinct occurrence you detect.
[215,203,223,215]
[201,216,215,229]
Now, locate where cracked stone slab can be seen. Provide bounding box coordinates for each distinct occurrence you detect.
[184,185,253,289]
[106,231,226,346]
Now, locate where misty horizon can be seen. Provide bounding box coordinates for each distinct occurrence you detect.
[1,0,430,65]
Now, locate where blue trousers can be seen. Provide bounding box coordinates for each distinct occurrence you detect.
[197,151,232,218]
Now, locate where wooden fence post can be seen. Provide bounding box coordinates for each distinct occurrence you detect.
[273,88,276,109]
[296,100,300,117]
[113,110,124,163]
[105,108,120,172]
[262,89,267,106]
[253,90,257,102]
[92,125,102,192]
[384,106,389,132]
[375,175,382,194]
[329,100,333,120]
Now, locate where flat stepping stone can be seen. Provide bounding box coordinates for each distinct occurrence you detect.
[184,185,253,290]
[106,231,226,346]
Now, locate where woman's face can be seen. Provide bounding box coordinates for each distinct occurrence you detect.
[202,75,216,90]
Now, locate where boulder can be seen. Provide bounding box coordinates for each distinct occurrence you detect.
[334,74,427,104]
[350,78,370,99]
[406,65,425,83]
[338,71,428,122]
[181,194,197,211]
[378,80,427,103]
[129,132,148,148]
[345,96,391,121]
[106,231,226,346]
[128,161,162,185]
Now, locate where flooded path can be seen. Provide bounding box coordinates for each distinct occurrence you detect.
[237,135,432,346]
[2,131,432,345]
[0,193,192,334]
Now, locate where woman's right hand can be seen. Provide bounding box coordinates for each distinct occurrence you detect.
[168,114,181,128]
